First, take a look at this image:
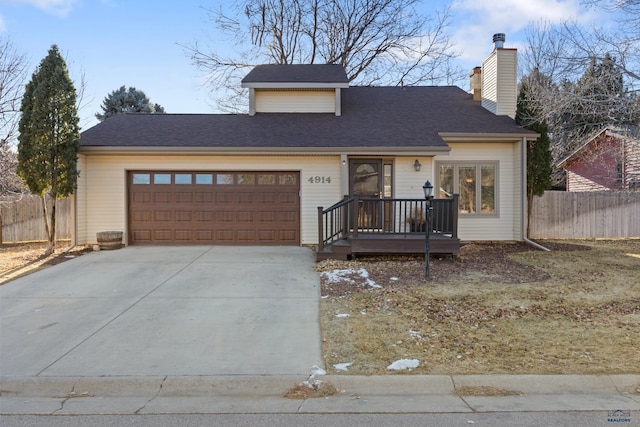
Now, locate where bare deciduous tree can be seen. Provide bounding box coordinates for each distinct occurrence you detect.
[184,0,460,111]
[520,12,640,189]
[0,36,28,199]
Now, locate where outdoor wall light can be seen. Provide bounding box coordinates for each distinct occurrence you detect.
[414,159,421,171]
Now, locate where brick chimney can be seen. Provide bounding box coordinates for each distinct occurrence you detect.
[469,66,482,101]
[476,33,517,119]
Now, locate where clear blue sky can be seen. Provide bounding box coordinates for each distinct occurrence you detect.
[1,0,602,130]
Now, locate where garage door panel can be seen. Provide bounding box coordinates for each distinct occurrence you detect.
[175,211,192,222]
[215,230,235,241]
[154,211,172,222]
[236,212,253,222]
[132,211,151,222]
[278,212,297,223]
[217,211,235,222]
[153,230,173,241]
[175,230,193,241]
[279,230,297,241]
[194,192,213,203]
[175,193,193,203]
[195,211,214,222]
[215,193,234,204]
[237,193,254,203]
[129,171,299,245]
[237,230,257,241]
[258,212,275,223]
[133,192,152,203]
[279,193,298,203]
[133,230,152,241]
[195,230,213,241]
[154,192,172,203]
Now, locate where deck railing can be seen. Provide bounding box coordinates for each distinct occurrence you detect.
[317,194,459,251]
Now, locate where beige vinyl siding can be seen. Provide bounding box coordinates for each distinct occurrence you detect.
[255,89,335,113]
[512,140,524,240]
[77,155,342,246]
[435,142,521,241]
[481,49,517,119]
[393,157,434,199]
[75,154,88,244]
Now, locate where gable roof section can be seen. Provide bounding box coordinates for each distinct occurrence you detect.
[558,126,640,168]
[80,86,537,154]
[241,64,349,88]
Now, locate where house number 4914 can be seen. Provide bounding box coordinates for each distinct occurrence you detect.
[308,176,332,184]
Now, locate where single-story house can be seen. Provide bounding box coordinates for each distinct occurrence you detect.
[73,35,539,254]
[558,126,640,192]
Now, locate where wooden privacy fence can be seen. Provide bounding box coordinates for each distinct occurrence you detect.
[529,191,640,239]
[0,196,70,243]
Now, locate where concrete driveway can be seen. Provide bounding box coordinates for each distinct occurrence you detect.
[0,246,323,378]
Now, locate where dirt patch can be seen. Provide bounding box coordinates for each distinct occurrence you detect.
[0,241,94,284]
[317,242,568,298]
[455,386,523,397]
[318,240,640,375]
[283,381,339,399]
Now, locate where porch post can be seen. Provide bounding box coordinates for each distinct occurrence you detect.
[340,154,349,196]
[317,206,324,252]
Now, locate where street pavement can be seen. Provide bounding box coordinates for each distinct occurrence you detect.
[1,246,639,422]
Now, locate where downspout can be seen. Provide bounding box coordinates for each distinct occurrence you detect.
[521,136,550,252]
[63,192,77,253]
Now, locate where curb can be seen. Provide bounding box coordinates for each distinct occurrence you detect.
[2,374,639,398]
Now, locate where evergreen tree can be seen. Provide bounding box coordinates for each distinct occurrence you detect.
[96,86,165,121]
[516,69,553,237]
[17,45,80,255]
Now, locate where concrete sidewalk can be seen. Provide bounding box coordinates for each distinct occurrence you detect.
[1,374,639,416]
[0,246,323,377]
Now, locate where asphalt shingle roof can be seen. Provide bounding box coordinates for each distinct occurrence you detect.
[241,64,349,84]
[80,86,536,150]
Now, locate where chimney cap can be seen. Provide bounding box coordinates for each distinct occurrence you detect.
[493,33,506,48]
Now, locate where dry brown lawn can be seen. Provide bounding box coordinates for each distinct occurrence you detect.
[317,240,640,375]
[0,241,93,284]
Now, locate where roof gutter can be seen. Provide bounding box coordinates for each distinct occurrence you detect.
[78,145,452,156]
[439,132,540,142]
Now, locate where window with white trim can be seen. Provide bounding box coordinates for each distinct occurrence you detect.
[437,162,498,215]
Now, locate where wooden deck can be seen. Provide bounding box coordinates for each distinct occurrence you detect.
[316,232,460,261]
[316,196,460,261]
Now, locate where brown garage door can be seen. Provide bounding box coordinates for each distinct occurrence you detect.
[128,171,300,245]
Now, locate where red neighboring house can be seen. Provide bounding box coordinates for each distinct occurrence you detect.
[559,127,640,192]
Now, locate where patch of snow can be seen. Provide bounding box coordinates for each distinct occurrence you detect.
[356,268,382,288]
[310,365,326,379]
[321,295,329,299]
[335,313,350,318]
[301,365,326,389]
[321,268,381,289]
[333,362,353,371]
[390,277,399,281]
[409,329,423,340]
[321,269,358,283]
[387,358,420,370]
